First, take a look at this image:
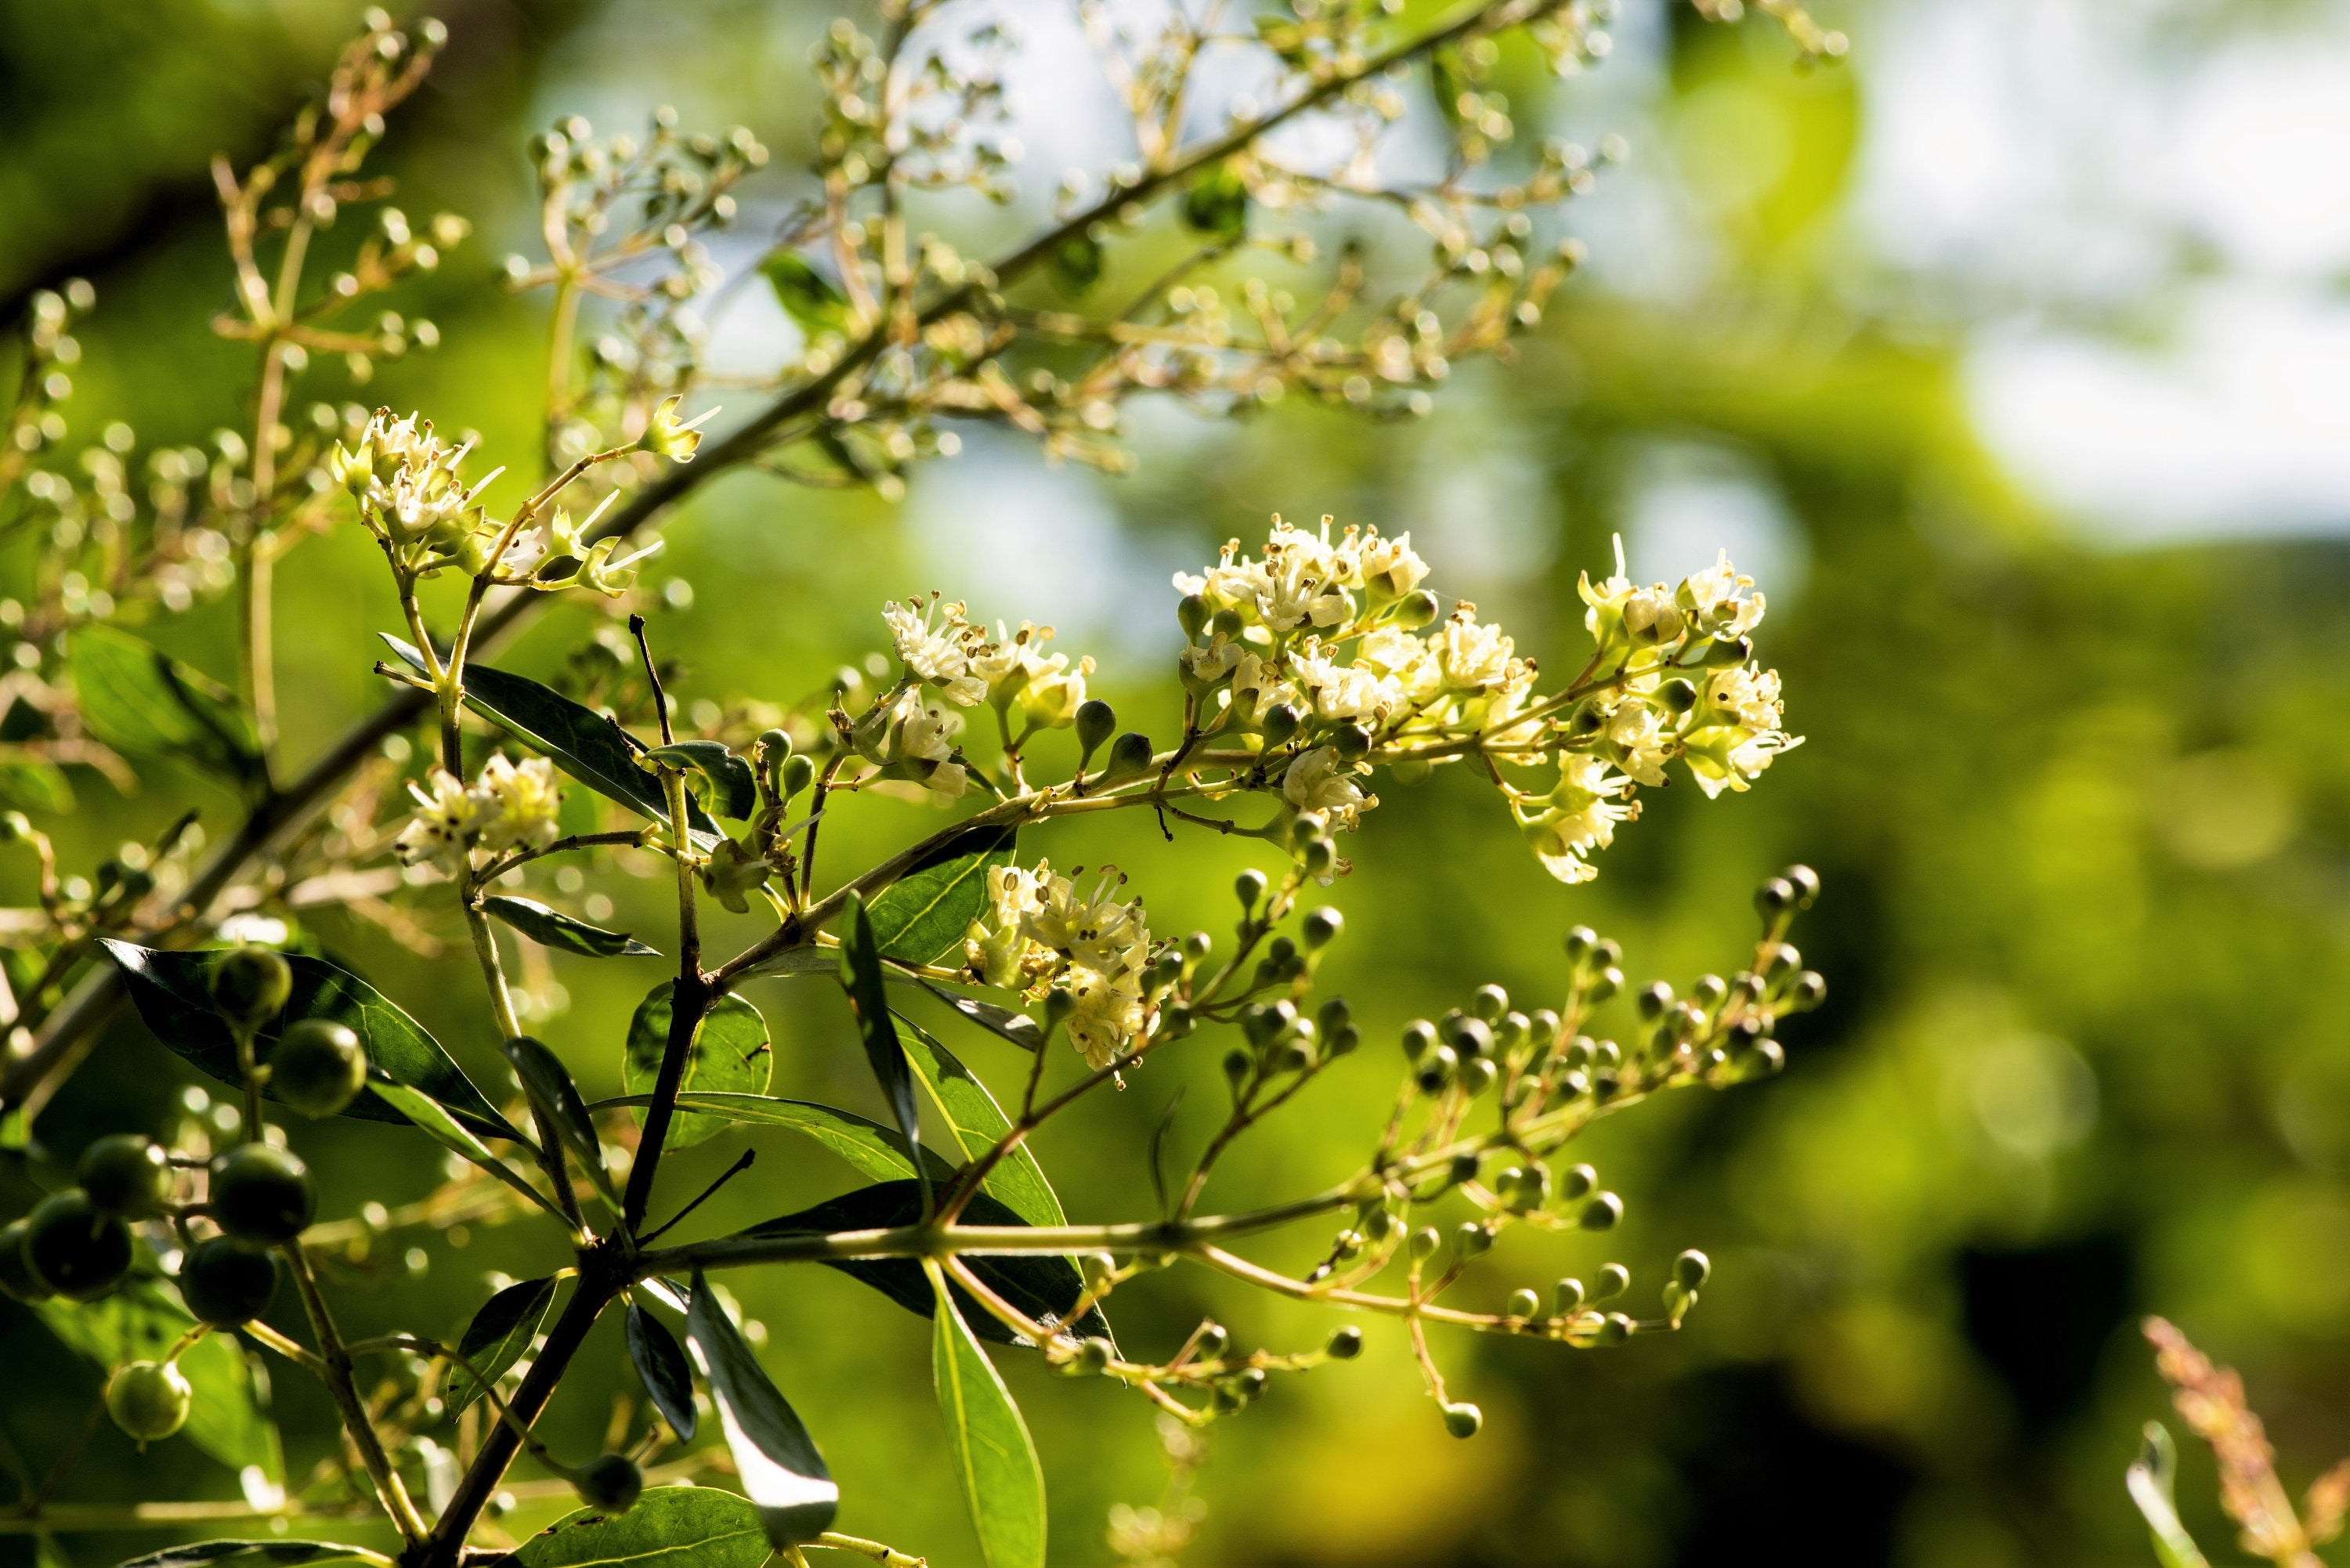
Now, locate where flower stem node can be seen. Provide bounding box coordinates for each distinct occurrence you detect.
[573,1454,644,1515]
[107,1360,193,1447]
[1441,1400,1484,1440]
[210,946,293,1029]
[268,1019,368,1118]
[78,1134,172,1219]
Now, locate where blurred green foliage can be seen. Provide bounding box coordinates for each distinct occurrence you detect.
[5,2,2348,1567]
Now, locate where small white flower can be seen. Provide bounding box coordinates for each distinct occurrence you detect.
[1436,612,1513,690]
[883,595,986,706]
[467,754,562,855]
[392,768,475,873]
[1358,529,1429,599]
[1282,746,1372,824]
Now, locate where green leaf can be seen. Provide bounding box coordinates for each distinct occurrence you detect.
[486,896,658,959]
[928,1260,1047,1568]
[70,625,259,781]
[36,1280,281,1479]
[504,1035,620,1209]
[0,757,72,814]
[624,985,772,1152]
[840,893,923,1200]
[98,940,522,1142]
[117,1544,390,1568]
[381,638,721,847]
[760,251,851,338]
[643,742,756,821]
[508,1485,772,1568]
[596,1090,956,1187]
[736,1180,1107,1347]
[864,823,1018,966]
[895,1011,1063,1228]
[451,1275,558,1416]
[2127,1422,2213,1568]
[370,1077,557,1217]
[685,1270,839,1548]
[626,1301,697,1442]
[916,981,1043,1052]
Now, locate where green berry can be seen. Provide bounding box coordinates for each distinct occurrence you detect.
[78,1134,172,1219]
[107,1360,192,1444]
[1441,1400,1483,1439]
[209,947,291,1028]
[179,1237,280,1326]
[0,1219,53,1303]
[208,1144,316,1245]
[572,1454,642,1514]
[268,1019,367,1118]
[23,1190,132,1300]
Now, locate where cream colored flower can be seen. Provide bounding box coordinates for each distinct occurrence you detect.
[1516,756,1637,883]
[1358,529,1429,599]
[392,768,475,873]
[1282,746,1372,825]
[467,753,562,854]
[1436,611,1513,690]
[1679,549,1766,637]
[883,595,985,706]
[1061,963,1148,1069]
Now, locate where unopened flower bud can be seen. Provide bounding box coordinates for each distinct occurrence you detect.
[1325,1325,1363,1360]
[1441,1400,1483,1439]
[1755,876,1796,921]
[1580,1191,1624,1230]
[1177,594,1211,641]
[1415,1044,1456,1093]
[0,812,31,843]
[1290,811,1327,849]
[1259,703,1300,749]
[1301,836,1336,877]
[1563,925,1596,961]
[1408,1226,1441,1262]
[1401,1020,1436,1060]
[1449,1017,1491,1060]
[1075,699,1116,764]
[1553,1277,1585,1315]
[1636,982,1672,1021]
[1703,633,1752,667]
[1234,869,1267,910]
[1077,1336,1114,1372]
[1593,1263,1630,1300]
[1672,1249,1711,1290]
[1454,1221,1493,1259]
[1560,1163,1596,1200]
[1459,1057,1496,1097]
[1184,930,1213,961]
[1784,864,1821,905]
[1332,724,1371,760]
[1222,1049,1251,1093]
[779,753,815,799]
[1394,591,1440,630]
[1589,966,1622,1003]
[1195,1323,1230,1360]
[1506,1288,1540,1319]
[1787,971,1827,1011]
[1097,732,1155,786]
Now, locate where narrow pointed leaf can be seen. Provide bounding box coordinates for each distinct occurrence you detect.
[451,1275,557,1415]
[624,983,772,1151]
[928,1261,1047,1568]
[504,1035,620,1209]
[685,1269,839,1548]
[118,1545,389,1568]
[895,1012,1062,1227]
[72,625,259,781]
[2128,1422,2213,1568]
[381,637,721,846]
[626,1301,698,1441]
[644,741,757,820]
[99,940,522,1141]
[736,1180,1107,1346]
[916,981,1044,1052]
[864,823,1017,966]
[370,1077,559,1218]
[594,1091,957,1187]
[486,896,659,958]
[508,1487,770,1568]
[840,892,922,1200]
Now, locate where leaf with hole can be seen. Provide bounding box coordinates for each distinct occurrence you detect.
[895,1011,1062,1227]
[685,1270,838,1548]
[381,637,721,846]
[99,940,522,1141]
[625,1301,697,1442]
[863,823,1017,966]
[451,1275,557,1416]
[508,1484,771,1568]
[485,896,658,959]
[71,625,259,782]
[623,985,772,1151]
[839,893,923,1201]
[929,1261,1047,1568]
[736,1180,1107,1346]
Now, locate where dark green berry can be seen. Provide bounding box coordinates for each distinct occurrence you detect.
[179,1237,280,1326]
[209,947,291,1028]
[23,1190,132,1301]
[572,1454,642,1514]
[107,1360,192,1444]
[208,1144,316,1245]
[78,1134,172,1219]
[268,1019,367,1118]
[0,1219,52,1303]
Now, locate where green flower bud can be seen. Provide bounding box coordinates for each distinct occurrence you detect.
[107,1360,192,1446]
[1450,1017,1492,1059]
[1563,925,1597,962]
[1755,876,1797,921]
[1553,1277,1585,1315]
[1301,836,1336,878]
[1497,1011,1529,1050]
[1703,633,1753,667]
[1184,930,1213,962]
[1659,677,1698,713]
[1363,1209,1401,1245]
[1401,1019,1436,1061]
[572,1453,644,1514]
[1078,1336,1114,1372]
[1394,591,1440,630]
[1636,982,1672,1021]
[1274,1041,1314,1074]
[1222,1049,1252,1093]
[1177,594,1211,640]
[1332,724,1371,760]
[1235,1367,1267,1400]
[1448,1153,1480,1187]
[1506,1287,1541,1319]
[1459,1057,1497,1097]
[1589,966,1622,1003]
[1784,863,1821,906]
[209,947,292,1029]
[1560,1163,1596,1201]
[79,1134,171,1219]
[1471,985,1507,1022]
[1302,907,1343,948]
[1098,732,1155,786]
[1762,943,1800,981]
[1260,703,1301,750]
[1580,1191,1624,1230]
[1326,1024,1360,1057]
[1454,1221,1493,1259]
[1290,811,1328,850]
[1415,1044,1456,1093]
[1597,1312,1634,1346]
[1235,869,1267,910]
[1528,1009,1560,1047]
[1325,1324,1363,1360]
[1441,1400,1483,1439]
[1195,1323,1230,1360]
[1408,1226,1441,1262]
[1673,1249,1711,1291]
[1209,608,1246,641]
[0,812,31,843]
[779,753,816,800]
[1592,1263,1630,1300]
[1074,699,1116,764]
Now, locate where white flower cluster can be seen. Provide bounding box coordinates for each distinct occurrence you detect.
[965,862,1153,1068]
[392,753,562,875]
[855,595,1096,797]
[1170,518,1799,884]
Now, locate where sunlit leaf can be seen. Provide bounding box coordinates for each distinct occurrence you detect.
[450,1275,557,1417]
[504,1034,620,1209]
[895,1011,1062,1228]
[508,1485,772,1568]
[623,985,772,1151]
[71,625,259,782]
[685,1270,839,1548]
[99,941,522,1141]
[840,893,923,1204]
[594,1090,956,1187]
[863,822,1017,966]
[117,1543,389,1568]
[369,1077,556,1217]
[928,1261,1046,1568]
[486,896,659,959]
